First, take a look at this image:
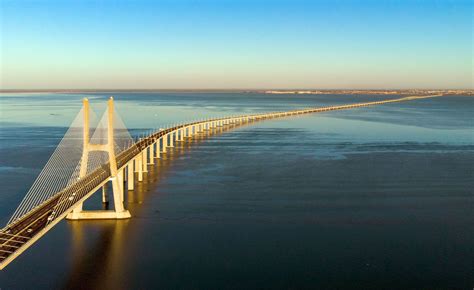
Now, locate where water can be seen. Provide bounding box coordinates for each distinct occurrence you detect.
[0,93,472,289]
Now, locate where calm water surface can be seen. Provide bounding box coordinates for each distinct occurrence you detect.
[0,93,472,289]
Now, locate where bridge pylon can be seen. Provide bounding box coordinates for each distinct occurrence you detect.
[66,97,131,220]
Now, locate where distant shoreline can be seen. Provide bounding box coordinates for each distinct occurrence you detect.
[261,89,473,96]
[0,89,472,96]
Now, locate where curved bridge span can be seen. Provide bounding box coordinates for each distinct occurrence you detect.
[0,94,440,269]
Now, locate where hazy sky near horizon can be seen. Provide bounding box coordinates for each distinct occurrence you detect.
[1,0,472,90]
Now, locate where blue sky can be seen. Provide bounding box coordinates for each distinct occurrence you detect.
[1,0,472,89]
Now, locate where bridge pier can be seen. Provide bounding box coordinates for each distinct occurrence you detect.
[137,157,143,181]
[118,169,124,202]
[102,185,108,203]
[154,142,160,158]
[161,135,167,153]
[67,174,131,220]
[142,149,148,172]
[99,169,130,219]
[149,145,154,164]
[169,133,174,147]
[134,157,139,172]
[127,162,134,190]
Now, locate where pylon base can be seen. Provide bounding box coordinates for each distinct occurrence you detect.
[66,210,131,220]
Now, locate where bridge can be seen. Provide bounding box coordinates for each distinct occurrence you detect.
[0,94,440,269]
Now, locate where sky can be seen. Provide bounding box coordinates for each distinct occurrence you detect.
[0,0,472,90]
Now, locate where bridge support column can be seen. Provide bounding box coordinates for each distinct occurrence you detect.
[127,162,134,190]
[137,157,143,181]
[68,202,84,219]
[102,185,108,203]
[111,169,130,218]
[149,145,154,164]
[169,132,174,147]
[154,142,160,158]
[142,149,148,172]
[161,136,167,153]
[118,168,124,202]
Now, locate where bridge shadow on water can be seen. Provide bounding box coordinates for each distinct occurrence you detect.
[61,124,244,289]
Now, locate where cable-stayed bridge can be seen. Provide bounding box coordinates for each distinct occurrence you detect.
[0,94,440,269]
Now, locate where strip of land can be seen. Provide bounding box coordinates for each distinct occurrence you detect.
[0,89,472,95]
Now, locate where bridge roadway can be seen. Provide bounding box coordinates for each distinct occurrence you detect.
[0,94,439,269]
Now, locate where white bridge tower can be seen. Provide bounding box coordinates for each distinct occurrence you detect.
[67,97,131,220]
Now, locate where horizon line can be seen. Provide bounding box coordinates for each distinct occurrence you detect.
[1,88,473,93]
